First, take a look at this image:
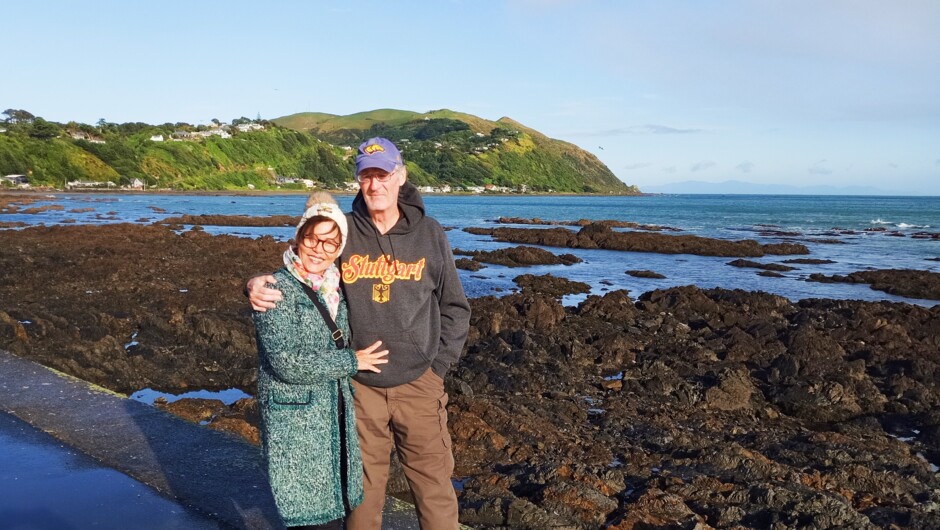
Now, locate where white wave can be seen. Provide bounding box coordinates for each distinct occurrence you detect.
[897,223,930,229]
[870,218,892,225]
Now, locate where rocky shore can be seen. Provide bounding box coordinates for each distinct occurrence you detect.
[808,269,940,301]
[2,223,939,529]
[465,224,809,257]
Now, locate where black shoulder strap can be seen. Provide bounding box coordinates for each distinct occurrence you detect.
[297,282,346,349]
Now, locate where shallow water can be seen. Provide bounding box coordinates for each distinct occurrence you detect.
[4,192,939,306]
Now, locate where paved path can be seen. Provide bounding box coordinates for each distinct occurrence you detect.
[0,409,224,529]
[0,350,422,529]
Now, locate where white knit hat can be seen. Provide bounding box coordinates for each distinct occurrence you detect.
[296,192,348,255]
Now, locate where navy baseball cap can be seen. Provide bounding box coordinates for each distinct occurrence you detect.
[355,137,403,175]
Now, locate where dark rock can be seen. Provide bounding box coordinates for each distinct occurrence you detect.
[808,269,940,300]
[455,258,484,271]
[158,214,299,227]
[783,258,837,264]
[496,216,681,232]
[513,274,590,298]
[454,246,582,267]
[727,259,795,271]
[464,223,809,257]
[626,270,666,279]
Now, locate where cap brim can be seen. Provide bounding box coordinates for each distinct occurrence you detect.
[356,158,399,175]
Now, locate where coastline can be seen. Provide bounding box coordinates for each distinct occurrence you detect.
[1,222,938,529]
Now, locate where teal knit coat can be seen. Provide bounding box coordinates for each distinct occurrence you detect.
[253,267,364,527]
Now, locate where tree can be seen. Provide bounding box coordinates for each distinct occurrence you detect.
[3,109,35,124]
[28,118,60,140]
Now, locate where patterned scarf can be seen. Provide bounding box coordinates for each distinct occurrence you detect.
[283,246,341,319]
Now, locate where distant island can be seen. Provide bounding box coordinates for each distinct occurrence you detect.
[0,108,638,195]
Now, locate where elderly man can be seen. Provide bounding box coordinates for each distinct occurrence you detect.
[249,137,470,530]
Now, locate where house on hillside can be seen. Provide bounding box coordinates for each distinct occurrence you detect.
[67,180,116,189]
[2,174,29,186]
[150,134,164,142]
[130,178,145,189]
[236,123,265,132]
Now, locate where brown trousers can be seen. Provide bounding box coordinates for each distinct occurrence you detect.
[346,369,458,530]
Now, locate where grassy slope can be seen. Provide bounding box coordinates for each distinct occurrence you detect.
[276,109,637,193]
[1,108,638,193]
[1,127,354,190]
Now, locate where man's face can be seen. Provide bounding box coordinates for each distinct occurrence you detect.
[358,166,405,216]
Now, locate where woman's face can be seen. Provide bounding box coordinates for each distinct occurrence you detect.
[297,220,342,275]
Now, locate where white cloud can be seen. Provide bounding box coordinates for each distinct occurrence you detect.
[691,161,716,172]
[570,124,704,137]
[808,159,833,175]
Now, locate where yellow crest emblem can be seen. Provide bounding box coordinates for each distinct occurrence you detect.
[364,143,385,155]
[372,284,390,303]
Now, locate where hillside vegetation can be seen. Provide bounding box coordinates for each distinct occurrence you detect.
[276,109,637,194]
[0,113,352,190]
[1,108,638,193]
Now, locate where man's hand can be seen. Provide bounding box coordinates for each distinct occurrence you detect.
[248,274,283,312]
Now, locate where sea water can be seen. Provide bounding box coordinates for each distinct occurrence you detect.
[4,193,939,306]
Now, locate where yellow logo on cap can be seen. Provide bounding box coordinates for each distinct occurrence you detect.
[364,143,385,155]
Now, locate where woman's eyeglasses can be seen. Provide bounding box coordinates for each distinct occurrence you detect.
[301,236,340,253]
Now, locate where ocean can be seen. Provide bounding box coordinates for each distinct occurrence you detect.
[4,193,939,306]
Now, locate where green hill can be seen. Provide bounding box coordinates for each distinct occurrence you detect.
[0,118,352,190]
[1,108,638,193]
[275,109,638,194]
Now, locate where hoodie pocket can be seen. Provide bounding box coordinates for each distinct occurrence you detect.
[358,328,432,364]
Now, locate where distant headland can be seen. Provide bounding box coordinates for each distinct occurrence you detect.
[0,108,639,195]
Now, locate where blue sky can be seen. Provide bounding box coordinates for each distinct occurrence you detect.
[4,0,939,194]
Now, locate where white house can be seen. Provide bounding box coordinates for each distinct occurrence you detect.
[150,134,164,142]
[2,174,28,186]
[236,123,265,132]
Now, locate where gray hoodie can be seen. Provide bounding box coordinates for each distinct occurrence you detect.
[340,182,471,388]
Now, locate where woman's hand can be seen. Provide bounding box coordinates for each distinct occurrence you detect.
[356,341,389,373]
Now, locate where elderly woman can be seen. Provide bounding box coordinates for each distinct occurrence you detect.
[253,192,387,530]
